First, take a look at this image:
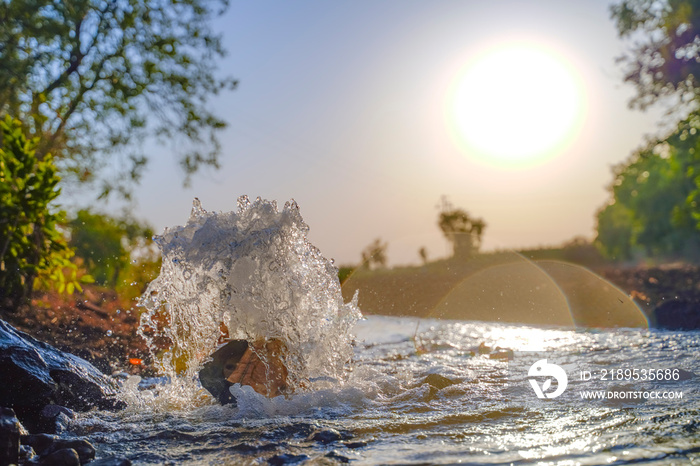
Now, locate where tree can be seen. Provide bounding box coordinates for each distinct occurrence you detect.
[597,1,700,261]
[68,209,155,288]
[438,197,486,259]
[418,246,428,265]
[0,0,235,198]
[610,0,700,110]
[595,115,700,260]
[0,116,87,310]
[361,238,388,270]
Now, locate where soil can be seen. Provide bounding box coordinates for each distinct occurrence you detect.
[596,263,700,317]
[0,285,151,375]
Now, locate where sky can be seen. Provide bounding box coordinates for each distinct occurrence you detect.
[107,0,670,266]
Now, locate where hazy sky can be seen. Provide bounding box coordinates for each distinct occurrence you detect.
[109,0,670,266]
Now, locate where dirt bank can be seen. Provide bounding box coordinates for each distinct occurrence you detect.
[1,285,150,374]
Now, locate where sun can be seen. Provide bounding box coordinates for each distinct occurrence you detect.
[447,41,586,169]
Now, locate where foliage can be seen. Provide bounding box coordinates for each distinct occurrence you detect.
[68,209,156,289]
[0,0,235,198]
[599,1,700,261]
[0,115,89,310]
[596,114,700,260]
[361,238,388,270]
[437,197,486,259]
[610,0,700,110]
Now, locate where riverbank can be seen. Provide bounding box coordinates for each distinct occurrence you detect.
[0,285,149,375]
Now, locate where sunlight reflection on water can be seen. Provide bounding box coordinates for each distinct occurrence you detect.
[72,315,700,465]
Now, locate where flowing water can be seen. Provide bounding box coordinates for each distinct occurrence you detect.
[68,198,700,465]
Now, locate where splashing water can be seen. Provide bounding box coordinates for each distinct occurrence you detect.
[137,196,362,402]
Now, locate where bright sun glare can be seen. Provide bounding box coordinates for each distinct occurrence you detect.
[447,41,586,169]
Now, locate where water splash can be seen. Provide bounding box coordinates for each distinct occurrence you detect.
[137,196,362,400]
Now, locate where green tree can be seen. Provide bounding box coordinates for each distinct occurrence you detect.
[598,1,700,261]
[68,209,155,288]
[438,197,486,259]
[0,0,235,198]
[596,115,700,260]
[0,116,87,310]
[595,201,637,260]
[610,0,700,110]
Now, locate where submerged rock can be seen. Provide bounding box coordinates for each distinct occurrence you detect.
[0,319,123,430]
[310,428,342,444]
[87,457,132,466]
[268,453,309,465]
[422,373,460,390]
[325,450,350,463]
[199,339,289,405]
[198,340,249,405]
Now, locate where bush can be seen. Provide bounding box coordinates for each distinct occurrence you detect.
[0,115,88,310]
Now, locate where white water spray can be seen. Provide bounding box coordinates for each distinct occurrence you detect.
[137,196,361,397]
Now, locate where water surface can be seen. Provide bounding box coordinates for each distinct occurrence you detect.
[72,315,700,465]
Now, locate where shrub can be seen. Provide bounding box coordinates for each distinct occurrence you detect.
[0,115,89,310]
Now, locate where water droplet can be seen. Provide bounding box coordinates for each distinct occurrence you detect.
[106,330,113,337]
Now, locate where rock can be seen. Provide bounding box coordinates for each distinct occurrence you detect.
[325,450,350,463]
[422,373,459,390]
[488,348,514,360]
[0,319,123,431]
[0,407,21,466]
[36,405,75,434]
[343,441,368,448]
[22,434,95,463]
[19,444,36,463]
[310,428,342,444]
[198,340,249,405]
[652,300,700,330]
[41,406,74,421]
[21,433,57,456]
[48,439,95,464]
[21,433,57,455]
[87,456,132,466]
[267,453,309,465]
[34,447,80,466]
